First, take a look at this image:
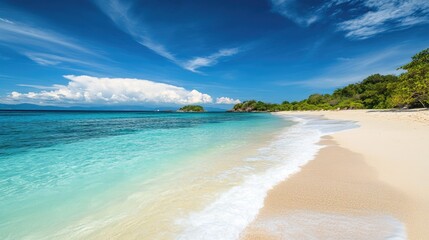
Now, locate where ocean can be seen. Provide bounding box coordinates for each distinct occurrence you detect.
[0,111,404,239]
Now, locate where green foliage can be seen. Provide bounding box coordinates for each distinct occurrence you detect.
[178,105,204,112]
[232,74,401,112]
[391,48,429,108]
[232,100,290,112]
[232,74,399,111]
[231,48,429,111]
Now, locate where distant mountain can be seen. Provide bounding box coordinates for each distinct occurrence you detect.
[0,104,69,110]
[0,103,228,112]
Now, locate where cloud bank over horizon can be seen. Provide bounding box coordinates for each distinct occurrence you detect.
[2,75,240,106]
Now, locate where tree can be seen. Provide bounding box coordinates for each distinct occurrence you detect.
[394,48,429,108]
[178,105,204,112]
[307,94,325,105]
[229,48,427,111]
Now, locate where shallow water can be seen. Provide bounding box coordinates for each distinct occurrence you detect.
[0,111,402,239]
[0,111,284,239]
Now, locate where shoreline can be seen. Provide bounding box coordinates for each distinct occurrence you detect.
[242,110,429,239]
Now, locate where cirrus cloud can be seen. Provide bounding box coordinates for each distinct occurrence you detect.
[183,48,239,73]
[94,0,240,73]
[4,75,214,105]
[337,0,429,39]
[270,0,429,39]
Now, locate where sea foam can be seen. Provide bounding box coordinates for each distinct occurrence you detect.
[249,211,406,240]
[176,115,358,240]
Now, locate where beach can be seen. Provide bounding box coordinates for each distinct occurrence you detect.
[242,110,429,240]
[1,110,428,239]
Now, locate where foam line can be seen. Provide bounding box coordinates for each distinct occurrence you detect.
[176,115,357,240]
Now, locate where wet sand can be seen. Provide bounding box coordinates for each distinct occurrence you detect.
[242,110,429,239]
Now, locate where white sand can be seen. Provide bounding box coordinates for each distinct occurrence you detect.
[242,109,429,240]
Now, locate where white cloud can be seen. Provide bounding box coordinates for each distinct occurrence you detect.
[5,75,213,105]
[23,52,105,69]
[270,0,429,39]
[338,0,429,39]
[16,84,58,90]
[0,13,107,71]
[138,37,177,62]
[215,97,241,104]
[94,0,177,61]
[25,54,60,66]
[94,0,239,73]
[269,0,327,27]
[0,17,14,24]
[183,48,239,72]
[0,18,91,54]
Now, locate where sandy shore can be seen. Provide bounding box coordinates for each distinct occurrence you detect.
[241,109,429,239]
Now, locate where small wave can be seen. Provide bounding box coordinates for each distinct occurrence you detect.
[176,115,357,240]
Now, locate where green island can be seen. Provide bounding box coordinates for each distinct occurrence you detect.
[178,105,205,112]
[232,48,429,112]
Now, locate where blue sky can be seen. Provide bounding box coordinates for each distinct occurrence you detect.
[1,0,428,107]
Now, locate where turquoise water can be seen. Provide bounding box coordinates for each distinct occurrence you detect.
[0,111,286,239]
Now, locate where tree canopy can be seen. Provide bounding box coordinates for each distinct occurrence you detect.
[231,48,429,112]
[391,48,429,108]
[178,105,205,112]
